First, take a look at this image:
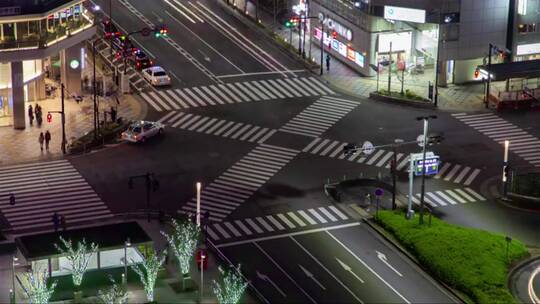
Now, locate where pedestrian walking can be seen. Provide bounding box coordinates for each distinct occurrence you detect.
[110,106,117,123]
[45,130,51,151]
[52,212,60,232]
[61,215,67,231]
[326,54,331,72]
[35,104,42,126]
[28,104,34,125]
[38,132,44,151]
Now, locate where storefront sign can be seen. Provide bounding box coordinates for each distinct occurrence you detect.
[384,6,426,24]
[517,43,540,55]
[314,28,364,68]
[326,18,353,41]
[378,32,412,53]
[293,0,307,15]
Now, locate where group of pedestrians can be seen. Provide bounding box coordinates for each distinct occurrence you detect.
[28,104,43,126]
[38,130,51,151]
[52,212,67,232]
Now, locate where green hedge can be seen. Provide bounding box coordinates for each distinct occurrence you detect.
[375,211,528,304]
[68,121,127,154]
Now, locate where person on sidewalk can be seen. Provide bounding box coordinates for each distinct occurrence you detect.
[52,212,60,232]
[110,106,117,123]
[326,54,331,72]
[45,130,51,151]
[35,104,42,126]
[38,132,44,151]
[60,215,67,231]
[28,104,34,126]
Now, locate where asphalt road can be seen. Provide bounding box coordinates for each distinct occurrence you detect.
[21,0,539,302]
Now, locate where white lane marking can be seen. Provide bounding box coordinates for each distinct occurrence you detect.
[213,223,231,238]
[266,215,285,230]
[224,222,242,237]
[172,0,204,22]
[164,0,196,23]
[464,188,486,201]
[277,213,295,229]
[217,70,306,78]
[234,220,253,235]
[287,212,307,227]
[256,217,275,232]
[463,169,481,186]
[445,189,467,204]
[319,207,337,222]
[328,206,348,220]
[253,242,317,304]
[291,236,364,303]
[308,209,327,223]
[246,218,264,233]
[326,231,410,304]
[298,210,317,225]
[454,189,476,202]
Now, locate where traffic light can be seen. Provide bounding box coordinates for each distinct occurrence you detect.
[47,113,52,123]
[285,17,299,28]
[154,25,169,38]
[474,68,480,78]
[332,30,338,39]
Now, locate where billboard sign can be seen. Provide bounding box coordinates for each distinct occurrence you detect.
[384,6,426,23]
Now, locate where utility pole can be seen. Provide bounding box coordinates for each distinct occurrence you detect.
[388,42,392,92]
[391,145,398,210]
[61,84,66,154]
[92,39,98,139]
[486,43,492,109]
[319,20,324,75]
[417,115,437,224]
[434,12,442,107]
[298,17,303,56]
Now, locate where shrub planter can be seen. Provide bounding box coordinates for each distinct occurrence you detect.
[370,91,435,109]
[68,121,129,154]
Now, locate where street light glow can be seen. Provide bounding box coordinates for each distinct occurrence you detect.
[93,4,101,11]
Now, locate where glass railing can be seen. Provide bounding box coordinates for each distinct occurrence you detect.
[0,13,94,51]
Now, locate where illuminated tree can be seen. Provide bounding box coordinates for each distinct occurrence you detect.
[18,266,57,304]
[131,249,165,302]
[54,237,98,286]
[160,219,200,290]
[97,276,128,304]
[212,264,248,304]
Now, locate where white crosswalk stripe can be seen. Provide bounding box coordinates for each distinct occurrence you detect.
[206,205,353,242]
[0,160,113,232]
[280,96,360,137]
[303,137,483,186]
[179,144,300,220]
[160,112,277,144]
[139,77,335,111]
[408,188,487,208]
[453,113,540,167]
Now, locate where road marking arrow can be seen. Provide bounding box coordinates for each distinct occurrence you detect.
[376,251,403,277]
[256,270,286,297]
[336,257,364,283]
[198,49,211,62]
[299,264,326,290]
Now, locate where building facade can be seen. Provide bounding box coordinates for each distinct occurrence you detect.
[297,0,534,86]
[0,0,96,129]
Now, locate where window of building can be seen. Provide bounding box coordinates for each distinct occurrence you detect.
[518,23,536,33]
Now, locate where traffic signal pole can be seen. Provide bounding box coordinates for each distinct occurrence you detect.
[486,43,492,109]
[418,118,428,224]
[320,20,324,75]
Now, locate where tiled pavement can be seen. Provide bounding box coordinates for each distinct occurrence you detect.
[0,92,144,166]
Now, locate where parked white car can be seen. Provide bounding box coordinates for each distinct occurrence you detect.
[142,66,171,86]
[121,121,164,143]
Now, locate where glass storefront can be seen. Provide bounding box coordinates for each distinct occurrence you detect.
[0,2,93,50]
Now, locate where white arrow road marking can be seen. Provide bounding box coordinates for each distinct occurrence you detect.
[376,251,403,277]
[256,270,287,297]
[336,257,365,283]
[199,49,211,62]
[299,264,326,290]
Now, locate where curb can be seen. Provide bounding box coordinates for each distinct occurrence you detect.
[363,218,470,304]
[507,255,540,302]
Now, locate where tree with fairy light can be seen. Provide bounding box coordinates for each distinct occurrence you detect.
[18,266,57,304]
[131,249,165,302]
[212,264,248,304]
[55,237,98,287]
[97,276,128,304]
[160,218,200,290]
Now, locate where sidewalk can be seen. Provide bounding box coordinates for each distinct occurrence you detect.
[0,56,146,166]
[0,218,259,303]
[252,8,501,112]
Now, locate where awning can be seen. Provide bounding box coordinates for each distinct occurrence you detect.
[478,59,540,81]
[16,221,152,261]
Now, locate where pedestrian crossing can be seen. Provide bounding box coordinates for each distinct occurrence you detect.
[302,138,482,186]
[452,113,540,167]
[207,205,354,242]
[0,159,113,232]
[279,96,360,137]
[179,144,300,221]
[140,77,335,111]
[158,112,277,144]
[398,187,487,208]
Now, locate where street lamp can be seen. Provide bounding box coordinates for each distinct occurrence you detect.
[416,115,437,224]
[196,182,202,227]
[124,238,131,285]
[199,251,206,304]
[502,140,510,199]
[11,256,18,303]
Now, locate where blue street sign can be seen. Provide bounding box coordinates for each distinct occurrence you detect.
[375,188,384,197]
[414,157,440,176]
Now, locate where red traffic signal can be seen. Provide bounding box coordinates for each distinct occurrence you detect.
[196,249,208,270]
[47,113,52,123]
[474,69,480,78]
[332,31,338,39]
